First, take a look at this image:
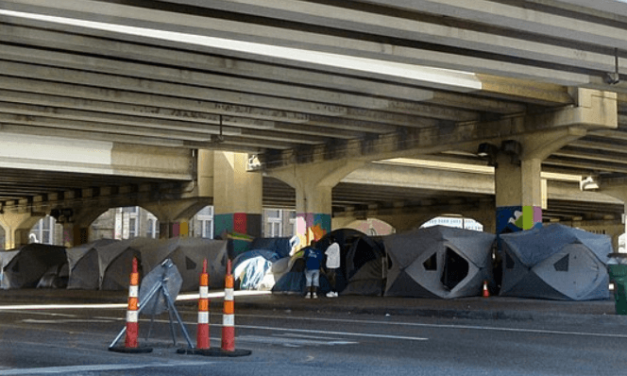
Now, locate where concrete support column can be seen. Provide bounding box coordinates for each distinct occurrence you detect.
[212,152,262,254]
[488,88,618,235]
[495,154,543,234]
[295,184,333,244]
[0,211,43,249]
[269,159,364,247]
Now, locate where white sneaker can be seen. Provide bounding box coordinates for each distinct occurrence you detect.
[312,293,318,299]
[334,292,339,297]
[305,293,311,299]
[326,292,335,298]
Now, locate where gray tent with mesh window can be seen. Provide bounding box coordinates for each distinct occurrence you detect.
[499,224,610,301]
[383,226,495,299]
[0,244,67,289]
[143,237,228,292]
[99,237,158,290]
[66,238,119,289]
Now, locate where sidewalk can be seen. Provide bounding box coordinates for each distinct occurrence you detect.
[230,293,625,325]
[0,289,624,326]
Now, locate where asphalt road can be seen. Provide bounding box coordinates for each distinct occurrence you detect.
[0,303,625,376]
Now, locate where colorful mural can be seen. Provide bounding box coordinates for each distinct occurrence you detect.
[214,213,261,257]
[496,205,542,234]
[294,212,331,250]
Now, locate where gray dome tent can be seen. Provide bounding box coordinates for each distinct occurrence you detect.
[0,244,67,289]
[499,224,610,301]
[99,237,158,290]
[67,239,119,289]
[317,228,387,295]
[144,237,228,292]
[384,226,495,299]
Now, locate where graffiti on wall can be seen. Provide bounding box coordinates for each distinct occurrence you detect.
[497,206,542,234]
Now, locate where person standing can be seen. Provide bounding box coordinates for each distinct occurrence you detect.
[303,240,323,299]
[325,237,341,297]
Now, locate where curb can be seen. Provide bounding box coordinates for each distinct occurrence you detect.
[229,299,627,326]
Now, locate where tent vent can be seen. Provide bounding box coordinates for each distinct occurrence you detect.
[423,253,437,271]
[553,255,569,272]
[185,257,197,271]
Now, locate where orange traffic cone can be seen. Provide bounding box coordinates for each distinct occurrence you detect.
[220,259,251,357]
[221,259,236,352]
[197,259,210,350]
[125,257,140,348]
[482,280,490,298]
[109,257,152,353]
[179,259,251,357]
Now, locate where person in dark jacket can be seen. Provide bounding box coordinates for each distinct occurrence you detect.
[303,240,323,299]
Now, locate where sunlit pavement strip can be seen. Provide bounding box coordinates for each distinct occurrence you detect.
[21,319,115,324]
[237,334,358,347]
[0,361,213,375]
[0,290,271,310]
[235,324,428,341]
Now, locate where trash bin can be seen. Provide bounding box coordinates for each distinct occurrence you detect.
[607,253,627,315]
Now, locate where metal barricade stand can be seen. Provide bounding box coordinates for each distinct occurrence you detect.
[109,259,194,352]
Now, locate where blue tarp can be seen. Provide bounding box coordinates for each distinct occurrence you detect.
[233,250,282,290]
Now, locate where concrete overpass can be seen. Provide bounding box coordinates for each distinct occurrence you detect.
[1,0,627,247]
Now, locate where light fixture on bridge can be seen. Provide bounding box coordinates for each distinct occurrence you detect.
[247,154,262,171]
[580,175,599,191]
[476,143,499,167]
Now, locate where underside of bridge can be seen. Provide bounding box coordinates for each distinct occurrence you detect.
[1,0,627,223]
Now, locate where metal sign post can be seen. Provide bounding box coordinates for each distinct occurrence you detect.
[109,259,194,350]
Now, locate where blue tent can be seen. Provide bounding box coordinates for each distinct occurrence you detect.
[271,254,330,295]
[500,224,611,301]
[233,250,282,290]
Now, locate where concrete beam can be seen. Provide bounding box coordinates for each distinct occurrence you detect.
[165,0,622,75]
[0,61,350,117]
[0,80,311,124]
[341,160,620,206]
[0,39,436,104]
[0,1,591,88]
[356,0,627,51]
[0,43,483,121]
[0,132,194,180]
[0,60,460,129]
[0,102,241,139]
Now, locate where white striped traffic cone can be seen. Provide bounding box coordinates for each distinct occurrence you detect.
[177,258,251,357]
[197,259,210,350]
[219,259,251,357]
[221,259,235,352]
[109,257,152,353]
[125,257,140,348]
